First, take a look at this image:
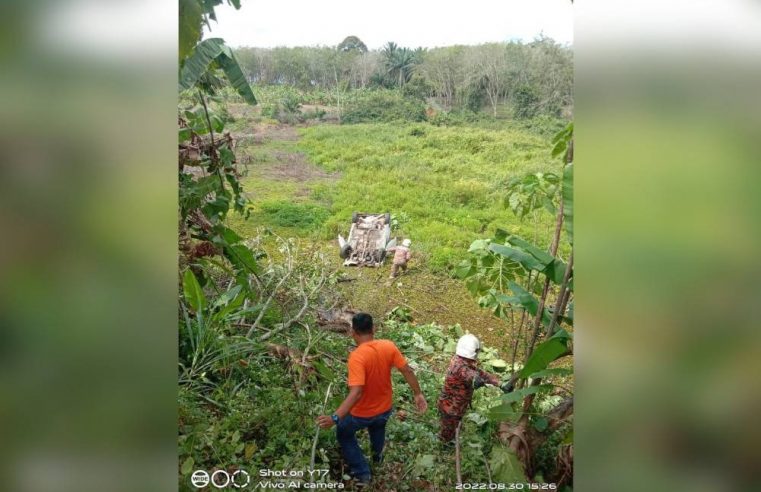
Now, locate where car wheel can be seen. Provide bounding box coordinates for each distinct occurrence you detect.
[340,244,352,259]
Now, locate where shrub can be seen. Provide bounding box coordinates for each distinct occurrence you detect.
[302,108,327,121]
[260,103,279,119]
[513,85,540,119]
[280,92,302,113]
[341,89,426,123]
[259,201,329,229]
[428,110,484,127]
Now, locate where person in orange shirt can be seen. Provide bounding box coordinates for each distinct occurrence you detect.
[317,312,427,486]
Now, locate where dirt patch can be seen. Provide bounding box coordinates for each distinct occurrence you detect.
[261,153,338,183]
[263,124,299,142]
[244,123,339,184]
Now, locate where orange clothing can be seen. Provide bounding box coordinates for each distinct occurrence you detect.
[347,339,407,417]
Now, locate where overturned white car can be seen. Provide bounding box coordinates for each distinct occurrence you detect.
[338,212,395,267]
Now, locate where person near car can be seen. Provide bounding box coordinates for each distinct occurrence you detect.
[316,312,428,486]
[387,239,412,279]
[437,334,513,443]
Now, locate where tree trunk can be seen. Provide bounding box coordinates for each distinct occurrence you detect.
[499,398,573,477]
[545,252,573,337]
[526,198,564,355]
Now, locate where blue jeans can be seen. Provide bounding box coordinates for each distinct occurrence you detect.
[336,408,392,479]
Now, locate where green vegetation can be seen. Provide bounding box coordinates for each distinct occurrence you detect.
[341,89,426,123]
[259,201,330,229]
[298,123,561,270]
[179,302,570,490]
[179,2,572,489]
[235,37,572,119]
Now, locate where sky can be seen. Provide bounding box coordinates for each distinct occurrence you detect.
[206,0,574,49]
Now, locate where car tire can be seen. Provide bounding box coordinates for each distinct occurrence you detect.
[340,244,352,259]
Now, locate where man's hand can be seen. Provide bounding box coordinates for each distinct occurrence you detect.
[316,415,335,429]
[414,393,428,413]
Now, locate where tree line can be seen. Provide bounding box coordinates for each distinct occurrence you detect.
[234,36,573,119]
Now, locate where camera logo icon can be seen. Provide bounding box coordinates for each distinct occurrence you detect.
[191,470,210,488]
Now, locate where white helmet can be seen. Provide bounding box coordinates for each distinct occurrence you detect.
[455,334,481,359]
[402,239,411,247]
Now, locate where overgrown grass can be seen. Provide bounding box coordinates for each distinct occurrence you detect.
[259,201,330,229]
[297,123,562,271]
[223,112,566,345]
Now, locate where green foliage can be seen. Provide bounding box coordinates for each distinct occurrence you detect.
[551,122,574,159]
[513,85,540,119]
[180,307,511,489]
[428,110,485,127]
[234,38,572,119]
[402,74,432,100]
[504,172,560,219]
[302,107,327,121]
[490,446,528,483]
[465,83,488,112]
[297,122,558,271]
[183,270,207,313]
[338,35,368,53]
[179,38,257,104]
[179,0,203,61]
[386,306,413,323]
[259,201,330,229]
[562,163,573,243]
[519,329,571,378]
[456,232,569,324]
[341,90,426,123]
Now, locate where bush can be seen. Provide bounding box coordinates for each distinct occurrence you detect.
[259,201,329,229]
[428,110,484,127]
[280,92,302,113]
[302,107,327,121]
[260,103,279,119]
[513,85,540,119]
[341,89,426,123]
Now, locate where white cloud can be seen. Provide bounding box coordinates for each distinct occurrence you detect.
[206,0,573,48]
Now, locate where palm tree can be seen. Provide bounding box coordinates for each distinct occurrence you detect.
[382,43,418,88]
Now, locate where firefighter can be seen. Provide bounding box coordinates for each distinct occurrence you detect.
[437,334,513,443]
[387,238,412,279]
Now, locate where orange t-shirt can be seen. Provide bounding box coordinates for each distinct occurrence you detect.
[347,339,407,417]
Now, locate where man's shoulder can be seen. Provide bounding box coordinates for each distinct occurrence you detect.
[374,339,400,351]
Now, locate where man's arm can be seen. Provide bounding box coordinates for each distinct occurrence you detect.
[316,385,363,429]
[397,364,428,413]
[476,368,501,387]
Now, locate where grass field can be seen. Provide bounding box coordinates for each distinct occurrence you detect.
[226,104,566,349]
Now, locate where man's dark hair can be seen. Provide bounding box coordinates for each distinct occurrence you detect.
[352,313,373,334]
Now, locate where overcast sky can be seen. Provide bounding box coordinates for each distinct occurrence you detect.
[206,0,574,49]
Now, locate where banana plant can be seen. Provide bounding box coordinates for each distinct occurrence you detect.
[179,0,260,290]
[179,38,257,105]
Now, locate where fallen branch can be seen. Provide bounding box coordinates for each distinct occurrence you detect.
[247,269,292,338]
[310,382,333,474]
[482,449,493,485]
[455,421,463,484]
[260,271,326,341]
[316,307,355,334]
